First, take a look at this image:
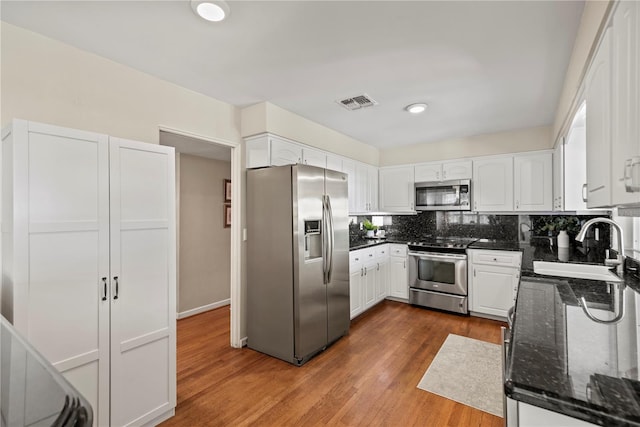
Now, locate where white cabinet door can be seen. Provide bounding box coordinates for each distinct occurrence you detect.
[355,163,369,212]
[470,264,519,318]
[376,259,389,302]
[302,147,327,168]
[342,160,357,213]
[514,152,553,211]
[364,260,377,309]
[349,265,363,319]
[109,138,176,427]
[553,140,564,211]
[270,137,302,166]
[442,160,473,180]
[7,121,111,427]
[389,256,408,299]
[473,156,514,211]
[379,166,415,212]
[611,1,640,206]
[354,163,376,213]
[326,154,343,172]
[414,163,442,182]
[564,116,590,211]
[368,165,379,212]
[585,27,613,208]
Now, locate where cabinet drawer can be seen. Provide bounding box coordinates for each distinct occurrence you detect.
[471,250,522,268]
[350,248,375,265]
[376,244,390,259]
[389,244,407,257]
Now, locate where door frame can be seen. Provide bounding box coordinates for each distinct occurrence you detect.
[159,126,243,348]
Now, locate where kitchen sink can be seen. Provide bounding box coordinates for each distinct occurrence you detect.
[533,261,622,282]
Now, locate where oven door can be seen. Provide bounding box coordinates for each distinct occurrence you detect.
[408,252,467,296]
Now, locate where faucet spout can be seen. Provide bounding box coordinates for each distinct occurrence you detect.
[575,218,625,275]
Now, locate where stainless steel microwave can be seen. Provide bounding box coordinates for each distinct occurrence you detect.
[414,179,471,211]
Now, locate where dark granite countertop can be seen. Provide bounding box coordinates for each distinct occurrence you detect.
[468,238,608,273]
[349,238,408,251]
[506,262,640,426]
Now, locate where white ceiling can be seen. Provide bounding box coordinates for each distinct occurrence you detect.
[1,1,585,149]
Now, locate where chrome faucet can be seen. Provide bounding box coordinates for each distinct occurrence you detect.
[575,218,625,275]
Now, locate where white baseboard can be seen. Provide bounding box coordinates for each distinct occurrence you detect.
[241,336,248,347]
[177,298,230,319]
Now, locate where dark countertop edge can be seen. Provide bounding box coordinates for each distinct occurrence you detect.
[505,386,640,427]
[349,240,408,251]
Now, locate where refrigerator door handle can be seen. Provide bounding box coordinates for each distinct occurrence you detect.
[326,194,335,283]
[321,195,329,284]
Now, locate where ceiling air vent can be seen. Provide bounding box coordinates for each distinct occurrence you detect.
[336,93,378,111]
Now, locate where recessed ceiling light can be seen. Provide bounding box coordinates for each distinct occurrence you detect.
[191,0,230,22]
[405,103,428,114]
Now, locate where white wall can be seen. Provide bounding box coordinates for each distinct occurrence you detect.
[1,23,241,145]
[379,125,552,166]
[178,154,231,317]
[241,102,379,165]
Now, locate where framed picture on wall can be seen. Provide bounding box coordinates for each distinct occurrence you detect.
[224,179,232,202]
[224,204,231,228]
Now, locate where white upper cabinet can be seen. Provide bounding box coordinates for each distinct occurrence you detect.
[342,159,357,213]
[553,139,565,211]
[514,152,553,211]
[414,163,442,182]
[585,27,613,208]
[611,1,640,205]
[443,161,473,180]
[473,156,514,211]
[302,147,327,168]
[414,160,472,182]
[379,166,415,212]
[270,136,302,166]
[354,163,378,213]
[326,154,343,172]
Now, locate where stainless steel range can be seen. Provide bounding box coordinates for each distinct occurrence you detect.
[407,237,477,314]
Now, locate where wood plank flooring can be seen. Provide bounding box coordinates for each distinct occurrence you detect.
[161,301,506,427]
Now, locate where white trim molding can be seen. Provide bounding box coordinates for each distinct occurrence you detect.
[158,125,243,348]
[177,299,231,319]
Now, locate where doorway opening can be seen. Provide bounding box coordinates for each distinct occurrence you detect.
[160,128,242,348]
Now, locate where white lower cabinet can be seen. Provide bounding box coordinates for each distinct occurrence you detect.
[1,120,177,427]
[349,244,398,318]
[469,249,522,319]
[388,244,409,300]
[349,256,364,319]
[375,246,389,301]
[517,402,596,427]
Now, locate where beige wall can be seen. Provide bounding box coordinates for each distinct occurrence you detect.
[178,154,231,314]
[552,0,612,142]
[241,102,379,165]
[1,23,241,145]
[379,125,552,166]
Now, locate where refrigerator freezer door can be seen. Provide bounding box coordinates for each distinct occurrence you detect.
[293,165,329,362]
[325,169,350,344]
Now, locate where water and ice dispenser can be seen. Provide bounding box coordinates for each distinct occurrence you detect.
[304,220,322,261]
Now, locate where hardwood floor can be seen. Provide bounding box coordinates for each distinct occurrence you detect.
[161,301,506,427]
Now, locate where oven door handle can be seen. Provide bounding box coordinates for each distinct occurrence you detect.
[408,252,467,260]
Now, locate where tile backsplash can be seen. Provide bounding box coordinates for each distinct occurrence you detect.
[351,212,611,247]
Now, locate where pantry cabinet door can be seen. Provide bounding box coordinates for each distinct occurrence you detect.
[10,120,110,427]
[109,138,176,427]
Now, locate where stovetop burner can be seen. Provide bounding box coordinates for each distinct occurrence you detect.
[407,237,478,253]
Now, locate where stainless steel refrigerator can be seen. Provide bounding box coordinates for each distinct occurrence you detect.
[247,164,350,365]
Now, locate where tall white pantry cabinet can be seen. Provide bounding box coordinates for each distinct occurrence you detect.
[1,120,177,426]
